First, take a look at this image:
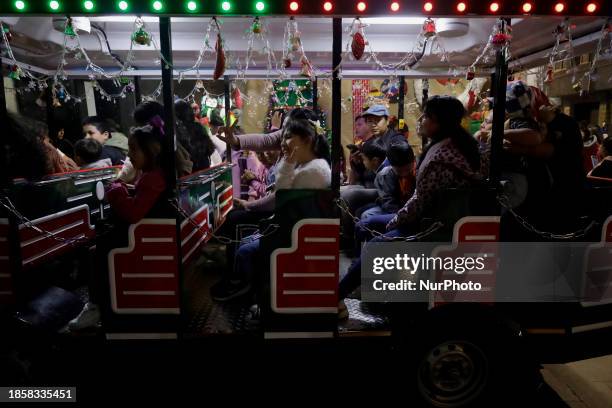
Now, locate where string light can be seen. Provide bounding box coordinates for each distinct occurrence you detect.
[554,2,565,13]
[289,1,299,11]
[489,2,499,13]
[49,0,60,10]
[423,2,433,12]
[15,0,26,10]
[323,1,333,12]
[187,1,197,11]
[522,2,532,13]
[357,2,366,12]
[221,1,231,11]
[456,2,466,12]
[390,2,399,12]
[586,2,597,13]
[152,1,163,11]
[84,0,94,10]
[118,0,128,10]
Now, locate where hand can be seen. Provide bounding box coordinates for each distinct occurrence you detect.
[475,130,491,143]
[216,120,240,148]
[233,198,248,210]
[270,111,283,129]
[241,169,257,183]
[283,146,298,164]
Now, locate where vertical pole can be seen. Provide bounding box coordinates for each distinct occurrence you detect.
[159,17,177,191]
[331,18,342,197]
[421,78,429,150]
[312,76,318,112]
[0,72,8,188]
[45,80,57,144]
[134,76,142,106]
[224,75,232,163]
[398,75,405,122]
[489,19,511,184]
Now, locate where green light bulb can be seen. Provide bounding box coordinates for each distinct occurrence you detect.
[118,0,128,10]
[84,0,94,10]
[187,1,197,11]
[221,1,231,11]
[49,0,60,10]
[15,0,26,10]
[255,1,265,11]
[153,0,163,11]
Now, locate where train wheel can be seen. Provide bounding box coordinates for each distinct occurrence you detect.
[416,338,489,407]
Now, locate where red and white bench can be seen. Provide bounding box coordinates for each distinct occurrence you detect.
[108,219,179,314]
[582,216,612,306]
[271,218,340,314]
[431,216,501,306]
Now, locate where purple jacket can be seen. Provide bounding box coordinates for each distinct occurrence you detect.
[236,129,283,152]
[388,138,483,229]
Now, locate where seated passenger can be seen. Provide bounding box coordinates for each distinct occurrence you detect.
[74,139,112,169]
[243,151,280,201]
[69,123,171,330]
[82,116,127,166]
[581,122,600,174]
[354,142,416,252]
[588,137,612,182]
[355,141,390,220]
[106,119,129,158]
[211,115,331,301]
[175,100,215,172]
[338,96,483,318]
[5,113,53,180]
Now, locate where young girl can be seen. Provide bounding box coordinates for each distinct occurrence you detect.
[211,115,331,301]
[68,122,170,330]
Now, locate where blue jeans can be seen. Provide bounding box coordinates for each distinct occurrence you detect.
[340,227,410,300]
[354,212,395,256]
[232,234,261,283]
[360,205,386,222]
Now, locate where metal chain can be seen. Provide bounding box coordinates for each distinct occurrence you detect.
[497,194,597,240]
[0,195,88,246]
[335,198,444,242]
[168,199,280,245]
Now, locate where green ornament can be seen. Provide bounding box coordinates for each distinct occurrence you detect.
[132,27,151,46]
[64,20,76,37]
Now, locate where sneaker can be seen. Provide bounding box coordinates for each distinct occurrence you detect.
[338,300,349,320]
[249,304,261,321]
[68,302,100,331]
[210,280,251,302]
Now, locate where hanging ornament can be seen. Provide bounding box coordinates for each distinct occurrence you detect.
[299,55,313,78]
[52,97,62,108]
[232,87,243,109]
[467,89,477,111]
[423,18,436,38]
[351,21,366,61]
[132,25,151,46]
[213,32,226,80]
[8,65,22,80]
[252,17,262,34]
[465,69,475,81]
[3,25,12,42]
[572,81,582,92]
[283,58,292,68]
[544,66,554,83]
[290,31,301,52]
[195,80,205,90]
[64,18,76,37]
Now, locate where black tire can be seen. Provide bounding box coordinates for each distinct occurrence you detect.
[395,306,542,408]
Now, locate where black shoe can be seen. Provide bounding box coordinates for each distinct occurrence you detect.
[210,280,251,302]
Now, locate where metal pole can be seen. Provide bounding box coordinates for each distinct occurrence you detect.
[489,19,511,184]
[421,78,429,150]
[159,17,177,191]
[224,75,231,163]
[0,68,8,188]
[331,18,342,196]
[133,76,142,106]
[398,75,405,122]
[312,76,318,112]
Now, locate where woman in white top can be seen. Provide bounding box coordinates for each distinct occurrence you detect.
[211,114,331,301]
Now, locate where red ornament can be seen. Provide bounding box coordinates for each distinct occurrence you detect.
[232,87,243,109]
[466,70,475,80]
[544,66,554,83]
[351,31,366,60]
[213,33,225,80]
[423,18,436,38]
[467,89,476,111]
[491,33,511,47]
[283,58,292,68]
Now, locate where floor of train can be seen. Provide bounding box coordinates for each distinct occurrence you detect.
[183,244,390,336]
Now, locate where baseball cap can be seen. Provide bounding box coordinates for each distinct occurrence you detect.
[363,104,389,118]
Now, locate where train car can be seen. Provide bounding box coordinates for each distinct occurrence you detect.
[1,1,612,405]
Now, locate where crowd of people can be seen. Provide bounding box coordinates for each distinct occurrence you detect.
[4,78,612,325]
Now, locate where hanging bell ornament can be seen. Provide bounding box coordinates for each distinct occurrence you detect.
[64,18,76,37]
[572,81,582,92]
[351,31,366,60]
[544,66,554,83]
[290,33,301,52]
[423,18,436,38]
[252,18,262,34]
[465,70,475,81]
[52,97,62,108]
[132,26,151,46]
[283,58,292,69]
[3,26,12,42]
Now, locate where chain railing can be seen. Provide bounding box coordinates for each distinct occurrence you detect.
[497,193,598,240]
[335,198,444,242]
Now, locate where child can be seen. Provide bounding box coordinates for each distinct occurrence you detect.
[242,151,280,201]
[74,138,112,170]
[211,115,331,301]
[354,141,388,218]
[68,123,170,329]
[82,116,126,166]
[588,137,612,182]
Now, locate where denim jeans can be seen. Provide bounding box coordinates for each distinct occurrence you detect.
[340,227,412,300]
[232,234,261,283]
[354,212,396,256]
